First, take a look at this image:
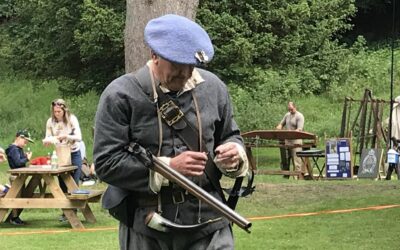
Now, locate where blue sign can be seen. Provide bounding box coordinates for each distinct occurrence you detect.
[325,138,352,178]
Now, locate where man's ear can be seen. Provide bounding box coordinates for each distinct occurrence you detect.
[151,51,159,64]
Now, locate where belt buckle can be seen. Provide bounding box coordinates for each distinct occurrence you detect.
[159,100,184,126]
[172,190,185,204]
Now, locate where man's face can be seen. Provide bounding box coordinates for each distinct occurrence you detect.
[153,56,194,91]
[16,137,28,148]
[288,102,296,114]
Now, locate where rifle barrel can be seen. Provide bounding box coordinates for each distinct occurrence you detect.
[151,155,252,233]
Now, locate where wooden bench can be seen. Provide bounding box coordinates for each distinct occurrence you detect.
[31,189,104,202]
[67,190,104,203]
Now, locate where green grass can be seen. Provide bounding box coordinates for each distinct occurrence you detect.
[1,158,400,249]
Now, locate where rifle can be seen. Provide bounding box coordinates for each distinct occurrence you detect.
[127,142,252,233]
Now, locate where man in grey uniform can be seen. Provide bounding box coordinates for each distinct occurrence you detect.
[94,14,248,249]
[276,101,305,174]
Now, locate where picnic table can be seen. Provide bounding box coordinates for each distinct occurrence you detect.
[0,165,103,229]
[241,130,319,179]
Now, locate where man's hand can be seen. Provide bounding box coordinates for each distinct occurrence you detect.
[215,142,241,170]
[26,151,33,160]
[276,124,283,130]
[170,151,207,176]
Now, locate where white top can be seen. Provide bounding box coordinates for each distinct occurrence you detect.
[44,114,82,152]
[79,141,86,160]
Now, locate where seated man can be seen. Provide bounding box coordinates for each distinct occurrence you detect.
[5,129,34,225]
[6,129,33,169]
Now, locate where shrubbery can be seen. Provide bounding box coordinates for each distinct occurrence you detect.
[1,0,124,94]
[1,0,364,97]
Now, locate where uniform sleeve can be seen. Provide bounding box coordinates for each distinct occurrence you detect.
[213,85,248,178]
[214,143,249,178]
[93,81,150,192]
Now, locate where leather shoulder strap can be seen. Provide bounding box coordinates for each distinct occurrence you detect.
[155,85,230,204]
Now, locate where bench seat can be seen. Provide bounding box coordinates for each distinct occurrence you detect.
[67,190,104,202]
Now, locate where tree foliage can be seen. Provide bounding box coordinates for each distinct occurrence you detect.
[197,0,358,94]
[3,0,125,94]
[1,0,360,96]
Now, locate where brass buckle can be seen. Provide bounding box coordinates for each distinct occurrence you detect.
[172,191,185,204]
[159,100,184,126]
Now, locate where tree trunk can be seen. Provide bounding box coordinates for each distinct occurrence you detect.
[125,0,199,73]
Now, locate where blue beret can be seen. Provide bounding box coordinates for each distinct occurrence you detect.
[144,14,214,65]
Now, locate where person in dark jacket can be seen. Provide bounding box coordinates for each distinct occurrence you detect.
[94,14,249,250]
[6,129,33,169]
[5,129,34,225]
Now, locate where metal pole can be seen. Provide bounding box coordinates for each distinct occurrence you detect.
[388,0,396,149]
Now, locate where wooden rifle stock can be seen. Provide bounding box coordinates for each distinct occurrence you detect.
[131,143,252,233]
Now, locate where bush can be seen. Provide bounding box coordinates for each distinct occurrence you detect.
[4,0,125,95]
[2,0,359,95]
[198,0,358,94]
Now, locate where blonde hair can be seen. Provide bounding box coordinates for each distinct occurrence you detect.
[51,98,72,126]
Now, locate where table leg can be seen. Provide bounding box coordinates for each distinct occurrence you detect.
[304,157,314,180]
[81,205,96,223]
[60,173,97,224]
[311,157,325,179]
[63,209,84,229]
[60,173,79,192]
[42,175,84,229]
[0,175,28,223]
[23,175,42,197]
[318,163,326,179]
[246,146,257,171]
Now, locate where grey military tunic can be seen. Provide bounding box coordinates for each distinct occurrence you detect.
[94,65,243,247]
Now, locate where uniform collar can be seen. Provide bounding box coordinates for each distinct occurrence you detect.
[147,61,204,96]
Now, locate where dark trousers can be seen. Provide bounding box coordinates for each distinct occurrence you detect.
[119,224,234,250]
[386,163,399,180]
[59,150,82,192]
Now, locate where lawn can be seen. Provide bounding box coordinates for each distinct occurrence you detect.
[1,156,400,250]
